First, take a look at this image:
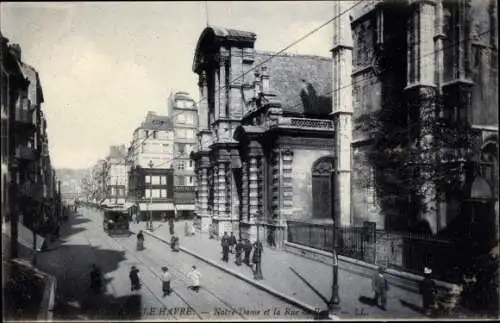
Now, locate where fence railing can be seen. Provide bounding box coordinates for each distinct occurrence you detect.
[286,220,460,282]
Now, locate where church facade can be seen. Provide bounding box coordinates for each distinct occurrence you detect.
[190,27,347,241]
[191,0,498,250]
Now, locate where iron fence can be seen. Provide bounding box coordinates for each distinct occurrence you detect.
[286,220,460,282]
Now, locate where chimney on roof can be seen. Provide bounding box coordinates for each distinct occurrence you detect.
[9,43,22,61]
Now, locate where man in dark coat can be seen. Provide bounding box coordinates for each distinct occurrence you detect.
[221,232,230,262]
[420,267,437,315]
[252,240,263,280]
[229,232,237,253]
[169,217,175,235]
[372,266,389,310]
[234,239,244,266]
[243,239,253,266]
[129,266,141,291]
[90,264,103,294]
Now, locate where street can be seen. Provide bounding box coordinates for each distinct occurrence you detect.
[36,207,315,320]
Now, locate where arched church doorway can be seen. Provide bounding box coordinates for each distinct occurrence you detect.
[311,156,334,220]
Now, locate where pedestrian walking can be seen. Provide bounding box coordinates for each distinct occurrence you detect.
[171,236,180,252]
[267,227,276,248]
[129,266,141,291]
[234,239,244,266]
[243,239,253,266]
[371,266,389,310]
[208,224,215,239]
[221,232,230,263]
[137,230,145,250]
[229,232,237,253]
[252,240,263,280]
[89,264,103,294]
[169,217,175,235]
[420,267,437,315]
[161,266,172,296]
[186,265,201,292]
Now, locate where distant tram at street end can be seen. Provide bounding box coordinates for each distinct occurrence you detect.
[102,205,130,235]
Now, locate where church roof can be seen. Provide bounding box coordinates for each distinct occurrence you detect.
[209,26,257,42]
[254,51,332,116]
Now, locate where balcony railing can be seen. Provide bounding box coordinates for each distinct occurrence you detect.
[269,117,334,131]
[15,147,35,161]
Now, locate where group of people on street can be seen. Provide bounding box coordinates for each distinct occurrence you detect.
[125,265,201,297]
[219,232,264,280]
[371,265,438,315]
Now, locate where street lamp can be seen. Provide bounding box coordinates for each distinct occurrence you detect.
[328,170,340,314]
[148,160,154,230]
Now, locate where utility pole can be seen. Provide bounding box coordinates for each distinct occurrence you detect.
[148,160,154,230]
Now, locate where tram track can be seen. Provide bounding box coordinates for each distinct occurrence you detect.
[83,217,200,320]
[83,209,248,320]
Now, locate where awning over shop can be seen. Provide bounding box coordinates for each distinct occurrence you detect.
[175,204,196,211]
[122,201,135,209]
[139,203,175,211]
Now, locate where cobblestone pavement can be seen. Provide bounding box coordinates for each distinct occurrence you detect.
[132,219,429,320]
[36,207,316,321]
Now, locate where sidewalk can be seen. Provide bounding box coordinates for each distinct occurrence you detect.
[130,220,427,320]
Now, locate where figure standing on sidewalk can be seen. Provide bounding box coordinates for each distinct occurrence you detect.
[234,239,244,266]
[243,239,253,266]
[137,230,145,250]
[129,266,141,291]
[252,240,263,280]
[171,235,180,252]
[371,266,389,310]
[186,265,201,292]
[229,232,237,254]
[209,224,215,239]
[90,264,103,294]
[221,232,230,262]
[267,227,276,248]
[420,267,437,315]
[161,266,172,296]
[169,217,175,235]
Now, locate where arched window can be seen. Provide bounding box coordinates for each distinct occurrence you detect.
[311,156,335,219]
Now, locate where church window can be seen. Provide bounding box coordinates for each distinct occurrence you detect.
[311,156,335,219]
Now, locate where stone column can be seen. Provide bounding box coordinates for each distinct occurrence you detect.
[281,148,294,220]
[241,160,249,222]
[218,49,229,119]
[271,149,280,220]
[218,161,228,218]
[197,155,211,232]
[248,156,259,221]
[331,0,353,227]
[198,71,209,131]
[213,163,219,218]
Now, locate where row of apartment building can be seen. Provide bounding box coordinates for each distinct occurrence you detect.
[83,91,199,220]
[1,32,62,261]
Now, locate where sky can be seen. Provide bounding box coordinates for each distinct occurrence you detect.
[1,1,334,169]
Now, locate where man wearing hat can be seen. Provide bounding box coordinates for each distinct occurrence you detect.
[420,267,437,315]
[161,266,172,296]
[371,266,389,310]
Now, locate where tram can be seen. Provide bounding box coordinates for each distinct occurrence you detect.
[102,205,130,235]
